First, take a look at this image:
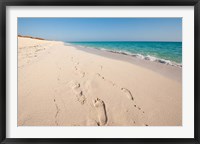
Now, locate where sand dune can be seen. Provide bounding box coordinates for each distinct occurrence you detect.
[18,37,182,126]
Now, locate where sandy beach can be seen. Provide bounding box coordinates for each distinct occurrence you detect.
[18,36,182,126]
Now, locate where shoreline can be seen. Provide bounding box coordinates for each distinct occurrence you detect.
[70,43,182,82]
[68,42,182,67]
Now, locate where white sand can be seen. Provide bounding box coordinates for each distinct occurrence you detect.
[18,37,182,126]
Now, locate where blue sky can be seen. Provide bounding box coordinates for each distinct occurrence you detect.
[18,18,182,42]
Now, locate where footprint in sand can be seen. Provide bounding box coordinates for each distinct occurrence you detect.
[68,81,86,105]
[96,73,104,79]
[53,98,60,125]
[99,65,103,70]
[93,98,107,126]
[121,88,134,101]
[76,91,86,104]
[95,73,116,87]
[78,71,85,78]
[74,66,78,71]
[68,81,80,89]
[75,70,85,78]
[74,66,85,78]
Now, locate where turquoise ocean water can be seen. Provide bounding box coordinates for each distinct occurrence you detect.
[69,41,182,67]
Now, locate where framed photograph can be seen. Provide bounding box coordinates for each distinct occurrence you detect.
[0,0,200,143]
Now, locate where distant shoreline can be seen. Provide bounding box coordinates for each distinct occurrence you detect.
[18,35,46,41]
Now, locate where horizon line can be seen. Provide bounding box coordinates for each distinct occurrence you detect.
[67,40,182,43]
[18,35,182,43]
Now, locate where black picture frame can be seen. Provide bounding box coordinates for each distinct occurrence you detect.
[0,0,200,143]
